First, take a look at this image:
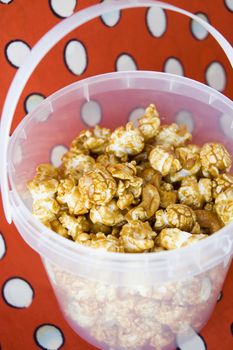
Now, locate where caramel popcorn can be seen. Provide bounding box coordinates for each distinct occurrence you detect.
[61,151,95,179]
[200,143,232,178]
[154,204,199,233]
[79,164,117,205]
[212,173,233,198]
[215,187,233,225]
[119,220,156,252]
[90,200,125,226]
[156,228,207,250]
[138,104,160,140]
[28,103,232,255]
[178,176,212,209]
[156,123,192,147]
[149,145,181,176]
[107,122,144,157]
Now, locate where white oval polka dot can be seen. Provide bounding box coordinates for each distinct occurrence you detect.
[128,107,145,126]
[5,40,30,68]
[205,62,226,91]
[116,54,137,71]
[64,40,87,75]
[191,13,210,40]
[50,0,76,17]
[51,145,68,167]
[225,0,233,11]
[81,100,102,127]
[176,110,194,133]
[146,7,167,38]
[177,327,206,350]
[0,234,6,259]
[101,0,121,27]
[164,57,184,76]
[1,0,13,3]
[220,113,233,139]
[3,278,34,308]
[35,325,64,350]
[25,94,45,114]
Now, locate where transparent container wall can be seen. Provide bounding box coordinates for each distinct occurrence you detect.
[9,74,233,208]
[44,257,230,350]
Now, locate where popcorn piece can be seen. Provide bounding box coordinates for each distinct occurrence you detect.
[150,327,175,350]
[149,145,181,176]
[214,187,233,225]
[178,176,212,209]
[96,153,119,165]
[156,123,192,147]
[57,177,91,215]
[200,143,232,178]
[107,122,144,157]
[125,183,160,221]
[116,176,143,210]
[154,204,199,233]
[90,200,125,226]
[50,219,69,238]
[59,212,91,239]
[119,220,156,252]
[138,104,160,141]
[174,277,212,306]
[155,228,207,250]
[76,232,124,252]
[32,198,60,222]
[35,163,60,180]
[107,161,137,180]
[61,152,95,179]
[212,173,233,198]
[159,181,178,208]
[170,145,202,182]
[78,164,117,205]
[195,209,222,234]
[27,178,59,201]
[71,126,111,154]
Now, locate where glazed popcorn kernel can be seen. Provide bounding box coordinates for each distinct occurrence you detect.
[119,220,157,253]
[155,228,207,250]
[149,145,181,176]
[138,104,160,141]
[154,204,200,233]
[200,142,232,178]
[78,164,117,205]
[27,103,232,253]
[106,122,144,157]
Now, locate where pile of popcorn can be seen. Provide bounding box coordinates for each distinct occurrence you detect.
[28,104,233,253]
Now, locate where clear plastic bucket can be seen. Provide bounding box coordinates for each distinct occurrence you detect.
[1,1,233,350]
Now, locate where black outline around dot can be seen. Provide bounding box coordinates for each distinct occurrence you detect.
[1,276,35,309]
[49,144,69,166]
[163,56,185,76]
[225,0,233,12]
[34,323,65,350]
[48,0,77,19]
[0,232,7,260]
[80,99,103,127]
[0,0,14,4]
[217,290,223,302]
[24,92,46,114]
[99,0,122,28]
[63,39,88,76]
[4,39,31,69]
[145,6,168,39]
[189,12,210,41]
[204,60,227,92]
[115,52,138,72]
[231,322,233,335]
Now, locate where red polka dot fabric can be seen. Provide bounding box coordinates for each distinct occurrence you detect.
[0,0,233,349]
